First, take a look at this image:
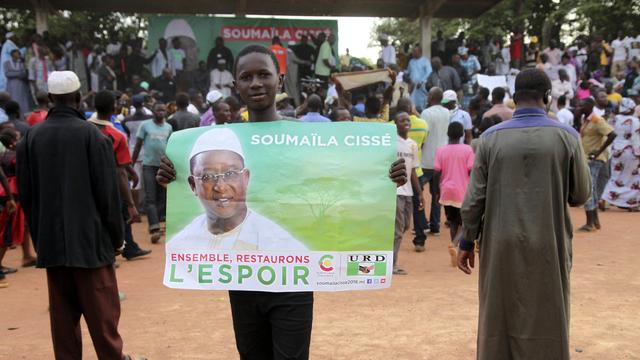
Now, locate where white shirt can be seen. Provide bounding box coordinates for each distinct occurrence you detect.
[210,69,234,97]
[544,62,558,81]
[611,39,628,62]
[151,50,169,78]
[593,106,606,117]
[496,47,511,75]
[396,136,419,196]
[627,35,640,60]
[575,48,589,69]
[449,108,472,130]
[556,108,574,127]
[167,210,307,251]
[543,48,563,66]
[187,104,200,115]
[129,106,153,116]
[106,42,121,56]
[327,84,338,99]
[381,45,396,66]
[557,63,577,89]
[551,79,574,102]
[421,105,451,169]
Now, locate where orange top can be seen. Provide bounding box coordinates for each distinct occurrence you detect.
[269,44,287,75]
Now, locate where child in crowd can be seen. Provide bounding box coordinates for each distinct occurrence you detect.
[393,112,425,275]
[434,122,475,266]
[131,102,173,243]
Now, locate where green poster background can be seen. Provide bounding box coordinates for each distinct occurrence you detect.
[165,121,396,251]
[148,15,338,65]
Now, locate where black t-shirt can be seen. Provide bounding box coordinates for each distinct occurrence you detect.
[292,44,315,63]
[207,46,234,71]
[151,77,176,103]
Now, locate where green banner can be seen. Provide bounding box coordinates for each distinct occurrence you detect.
[148,15,338,70]
[163,121,396,292]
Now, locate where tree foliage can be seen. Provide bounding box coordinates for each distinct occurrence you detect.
[0,8,148,45]
[371,0,640,48]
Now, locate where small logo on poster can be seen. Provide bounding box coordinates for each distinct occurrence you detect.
[381,278,386,284]
[319,255,334,272]
[346,255,387,276]
[366,279,373,284]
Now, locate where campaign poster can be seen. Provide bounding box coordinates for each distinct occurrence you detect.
[147,15,339,70]
[163,121,396,292]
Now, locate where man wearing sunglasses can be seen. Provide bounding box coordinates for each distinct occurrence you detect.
[168,127,306,251]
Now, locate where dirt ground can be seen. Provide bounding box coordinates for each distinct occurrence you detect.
[1,206,639,360]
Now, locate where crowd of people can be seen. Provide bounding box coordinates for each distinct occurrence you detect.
[0,21,638,360]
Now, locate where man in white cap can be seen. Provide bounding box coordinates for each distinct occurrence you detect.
[157,44,409,360]
[210,58,233,97]
[442,89,473,144]
[0,31,19,91]
[168,127,306,250]
[17,71,136,359]
[199,89,223,126]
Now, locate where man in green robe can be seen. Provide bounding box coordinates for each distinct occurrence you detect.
[458,69,592,360]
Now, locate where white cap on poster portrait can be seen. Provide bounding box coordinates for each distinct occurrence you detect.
[48,71,81,95]
[189,128,245,163]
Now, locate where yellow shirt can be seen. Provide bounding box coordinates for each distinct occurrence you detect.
[353,104,389,123]
[241,111,249,122]
[581,113,614,162]
[408,115,428,177]
[340,54,351,68]
[600,42,611,66]
[607,92,622,104]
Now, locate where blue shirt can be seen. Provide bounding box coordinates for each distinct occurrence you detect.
[407,57,432,84]
[84,111,127,134]
[460,55,481,82]
[136,120,173,166]
[110,115,127,134]
[301,112,331,123]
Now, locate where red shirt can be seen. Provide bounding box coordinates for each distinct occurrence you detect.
[510,34,523,60]
[26,109,48,126]
[269,44,287,75]
[99,124,132,166]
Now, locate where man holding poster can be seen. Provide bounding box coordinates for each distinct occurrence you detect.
[157,44,408,360]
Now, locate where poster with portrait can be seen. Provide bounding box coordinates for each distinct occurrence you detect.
[147,15,339,69]
[163,121,397,292]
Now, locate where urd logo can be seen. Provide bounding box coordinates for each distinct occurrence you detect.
[346,255,387,276]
